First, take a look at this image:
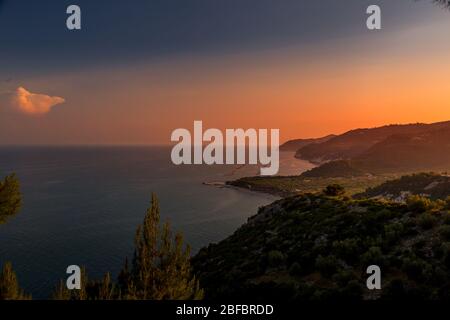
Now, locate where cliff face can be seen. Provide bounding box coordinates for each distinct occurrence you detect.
[193,193,450,301]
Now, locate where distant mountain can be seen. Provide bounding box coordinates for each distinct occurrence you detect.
[296,121,450,164]
[353,127,450,173]
[356,173,450,200]
[280,134,336,152]
[295,121,450,176]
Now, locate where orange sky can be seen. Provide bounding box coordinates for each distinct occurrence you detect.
[1,11,450,145]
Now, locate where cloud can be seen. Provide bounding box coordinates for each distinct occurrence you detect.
[6,87,65,115]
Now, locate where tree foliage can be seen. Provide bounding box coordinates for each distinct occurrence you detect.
[0,173,22,224]
[119,194,203,300]
[0,262,30,300]
[323,184,346,197]
[0,174,29,300]
[53,194,203,300]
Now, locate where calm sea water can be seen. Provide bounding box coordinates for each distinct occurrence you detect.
[0,146,312,299]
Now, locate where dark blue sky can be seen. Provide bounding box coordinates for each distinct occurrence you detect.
[0,0,437,75]
[0,0,449,145]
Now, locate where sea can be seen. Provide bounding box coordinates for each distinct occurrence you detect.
[0,146,313,299]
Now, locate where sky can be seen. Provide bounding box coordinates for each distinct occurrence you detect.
[0,0,450,145]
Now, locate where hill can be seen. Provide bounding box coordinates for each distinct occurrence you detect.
[193,192,450,301]
[353,127,450,173]
[280,135,336,152]
[296,121,450,164]
[300,160,366,178]
[297,123,450,176]
[356,173,450,201]
[227,174,388,197]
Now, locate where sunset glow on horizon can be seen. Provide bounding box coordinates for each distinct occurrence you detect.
[1,0,449,145]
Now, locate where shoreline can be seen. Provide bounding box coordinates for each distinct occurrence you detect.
[202,180,283,200]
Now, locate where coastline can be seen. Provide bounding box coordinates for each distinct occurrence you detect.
[202,180,282,200]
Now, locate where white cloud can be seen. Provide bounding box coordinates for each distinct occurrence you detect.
[5,87,65,115]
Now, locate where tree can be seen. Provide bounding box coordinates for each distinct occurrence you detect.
[119,194,203,300]
[53,268,115,300]
[52,266,89,300]
[323,184,345,197]
[0,174,28,300]
[53,194,203,300]
[0,173,22,224]
[407,195,434,213]
[0,262,30,300]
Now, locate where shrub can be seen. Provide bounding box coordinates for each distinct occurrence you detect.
[323,184,346,197]
[288,262,302,276]
[417,213,438,230]
[315,255,339,278]
[332,238,360,262]
[445,196,450,210]
[440,225,450,241]
[407,195,433,213]
[267,250,285,267]
[384,223,404,243]
[443,211,450,225]
[402,256,427,281]
[361,246,384,267]
[332,270,354,287]
[340,280,363,300]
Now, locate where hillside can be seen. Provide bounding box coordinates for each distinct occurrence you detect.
[296,121,450,164]
[228,175,388,197]
[353,127,450,173]
[296,123,450,176]
[356,173,450,201]
[193,193,450,301]
[280,135,336,152]
[300,160,366,178]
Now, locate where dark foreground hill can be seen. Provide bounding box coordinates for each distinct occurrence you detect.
[193,193,450,301]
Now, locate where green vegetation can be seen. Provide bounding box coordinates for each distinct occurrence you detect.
[356,173,450,200]
[193,191,450,301]
[0,173,28,299]
[0,262,30,300]
[228,175,390,197]
[323,184,346,197]
[0,173,22,224]
[53,194,203,300]
[301,160,366,178]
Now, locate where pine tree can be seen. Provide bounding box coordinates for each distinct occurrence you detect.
[52,266,89,300]
[0,174,29,300]
[0,173,22,224]
[120,194,203,300]
[0,262,30,300]
[51,194,203,300]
